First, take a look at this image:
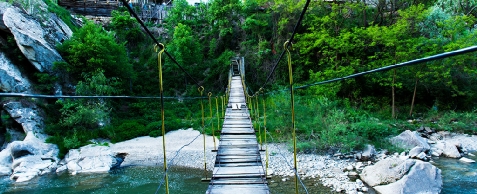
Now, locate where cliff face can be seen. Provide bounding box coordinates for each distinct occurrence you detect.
[0,1,73,182]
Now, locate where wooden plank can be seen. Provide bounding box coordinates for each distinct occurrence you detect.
[220,134,256,139]
[210,177,266,184]
[213,166,265,176]
[207,75,268,193]
[219,139,258,145]
[207,185,269,194]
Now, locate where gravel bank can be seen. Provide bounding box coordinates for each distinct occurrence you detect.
[110,128,366,193]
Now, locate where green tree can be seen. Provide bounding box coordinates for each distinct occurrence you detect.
[55,21,133,83]
[110,10,145,48]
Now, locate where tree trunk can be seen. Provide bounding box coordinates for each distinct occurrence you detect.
[409,77,419,117]
[392,69,396,119]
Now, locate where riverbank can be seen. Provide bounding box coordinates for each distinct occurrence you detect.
[58,128,477,194]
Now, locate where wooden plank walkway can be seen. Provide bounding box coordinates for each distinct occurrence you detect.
[206,76,269,194]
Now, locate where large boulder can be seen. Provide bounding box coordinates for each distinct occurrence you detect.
[390,130,430,150]
[0,148,12,176]
[444,134,477,152]
[433,141,461,158]
[373,160,442,194]
[0,101,60,182]
[2,101,47,140]
[0,2,9,32]
[2,6,69,72]
[360,157,416,187]
[0,52,33,93]
[62,145,124,175]
[2,137,59,182]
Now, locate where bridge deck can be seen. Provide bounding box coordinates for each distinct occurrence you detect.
[206,76,269,194]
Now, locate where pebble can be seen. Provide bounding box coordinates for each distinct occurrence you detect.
[345,165,354,171]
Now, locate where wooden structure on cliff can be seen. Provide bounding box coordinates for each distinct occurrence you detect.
[58,0,172,20]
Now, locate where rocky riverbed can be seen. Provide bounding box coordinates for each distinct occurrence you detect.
[50,128,476,194]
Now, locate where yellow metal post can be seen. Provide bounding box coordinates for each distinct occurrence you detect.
[256,94,263,150]
[261,88,269,178]
[221,95,225,117]
[285,41,298,194]
[208,92,216,151]
[155,43,169,194]
[215,96,220,137]
[198,86,208,181]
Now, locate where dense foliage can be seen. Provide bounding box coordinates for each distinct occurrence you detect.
[39,0,477,157]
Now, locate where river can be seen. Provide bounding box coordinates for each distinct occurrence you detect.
[0,155,475,193]
[0,166,334,193]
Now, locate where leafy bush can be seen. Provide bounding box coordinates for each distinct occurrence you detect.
[109,121,147,143]
[149,130,161,137]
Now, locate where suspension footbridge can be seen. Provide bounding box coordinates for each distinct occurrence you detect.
[206,75,269,193]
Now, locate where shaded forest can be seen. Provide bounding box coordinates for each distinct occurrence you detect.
[31,0,477,155]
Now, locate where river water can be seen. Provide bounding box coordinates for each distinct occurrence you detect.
[433,153,477,194]
[0,166,334,194]
[0,155,475,194]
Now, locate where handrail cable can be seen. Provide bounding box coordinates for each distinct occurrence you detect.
[119,0,202,88]
[0,93,208,99]
[294,45,477,90]
[259,0,311,90]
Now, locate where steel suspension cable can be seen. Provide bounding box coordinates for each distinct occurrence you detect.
[0,93,207,99]
[294,45,477,90]
[259,0,311,89]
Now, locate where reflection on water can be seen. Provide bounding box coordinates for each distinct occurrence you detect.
[433,153,477,194]
[0,166,336,194]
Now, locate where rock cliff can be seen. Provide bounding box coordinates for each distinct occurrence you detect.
[0,1,73,182]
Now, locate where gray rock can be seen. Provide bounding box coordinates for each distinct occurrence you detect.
[55,164,67,174]
[430,147,443,157]
[64,145,124,174]
[0,52,33,93]
[360,144,376,161]
[409,146,425,158]
[360,157,416,187]
[444,135,477,152]
[3,101,46,140]
[361,187,368,192]
[416,152,427,160]
[434,141,461,158]
[3,7,63,72]
[10,155,56,182]
[6,138,59,182]
[390,130,430,150]
[315,161,325,170]
[373,161,442,194]
[0,148,12,176]
[0,2,10,32]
